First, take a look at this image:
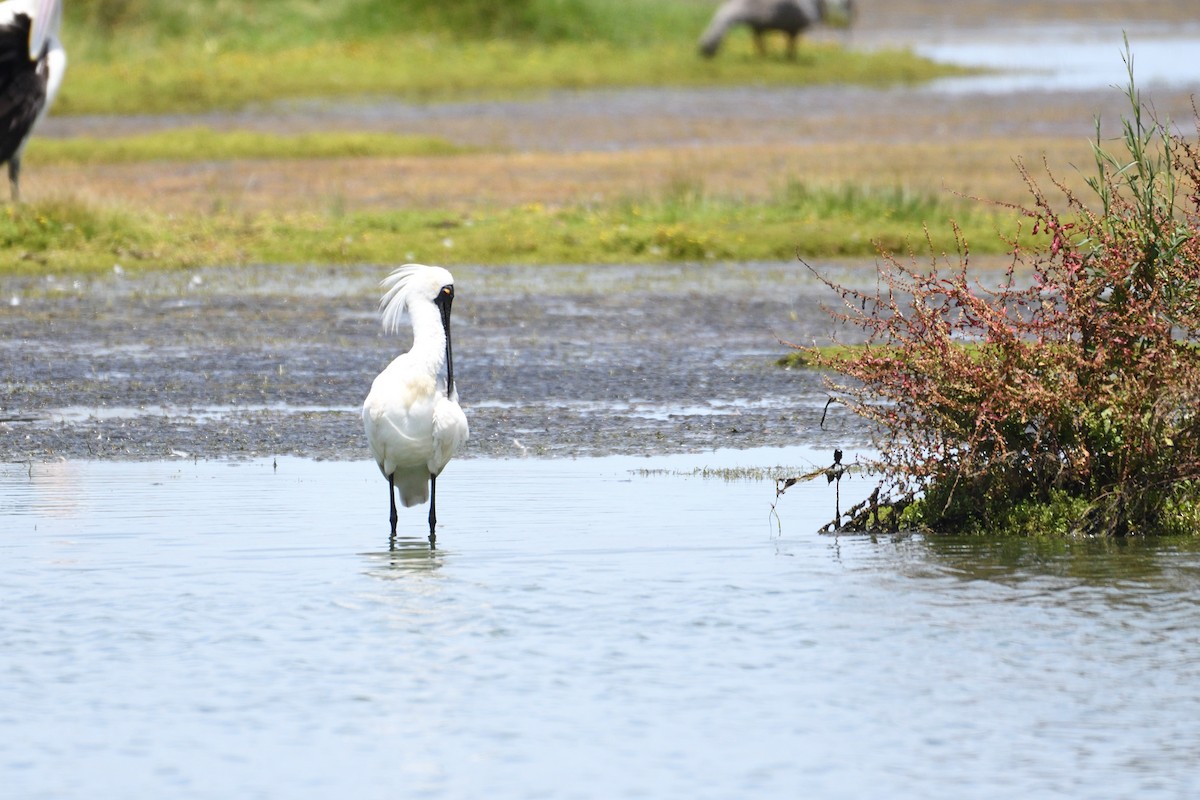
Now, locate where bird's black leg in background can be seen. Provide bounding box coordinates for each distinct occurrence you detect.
[388,473,398,535]
[427,473,438,546]
[8,158,21,203]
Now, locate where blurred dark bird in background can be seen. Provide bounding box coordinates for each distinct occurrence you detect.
[0,0,66,201]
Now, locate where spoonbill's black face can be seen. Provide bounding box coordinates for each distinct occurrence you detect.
[435,284,456,393]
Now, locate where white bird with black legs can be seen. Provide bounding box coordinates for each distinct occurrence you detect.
[363,264,468,546]
[0,0,66,201]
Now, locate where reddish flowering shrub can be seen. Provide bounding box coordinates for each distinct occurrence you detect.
[808,74,1200,535]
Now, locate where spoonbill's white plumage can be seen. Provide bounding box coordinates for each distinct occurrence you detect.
[0,0,65,201]
[363,264,468,545]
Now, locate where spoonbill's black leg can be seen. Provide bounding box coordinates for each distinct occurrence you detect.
[9,158,21,203]
[388,473,398,535]
[427,473,438,546]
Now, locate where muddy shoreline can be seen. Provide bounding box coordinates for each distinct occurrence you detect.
[1,262,876,462]
[5,0,1198,463]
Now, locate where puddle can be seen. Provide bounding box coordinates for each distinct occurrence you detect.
[918,29,1200,93]
[5,448,1200,798]
[49,403,358,424]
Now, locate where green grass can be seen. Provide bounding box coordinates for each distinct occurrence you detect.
[0,186,1025,275]
[776,344,865,368]
[56,0,969,114]
[67,0,715,51]
[26,128,477,165]
[4,1,991,273]
[56,38,962,116]
[776,340,996,368]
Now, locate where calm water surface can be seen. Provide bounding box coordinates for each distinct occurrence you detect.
[4,447,1200,799]
[919,30,1200,93]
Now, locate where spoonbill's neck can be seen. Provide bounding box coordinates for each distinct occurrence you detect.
[405,300,447,374]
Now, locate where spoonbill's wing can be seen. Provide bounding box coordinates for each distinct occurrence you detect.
[27,0,59,60]
[430,395,468,475]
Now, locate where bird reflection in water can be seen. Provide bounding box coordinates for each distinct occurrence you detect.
[362,534,444,579]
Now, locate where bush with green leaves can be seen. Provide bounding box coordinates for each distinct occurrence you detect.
[808,57,1200,536]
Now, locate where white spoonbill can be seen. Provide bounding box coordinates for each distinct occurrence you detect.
[0,0,66,201]
[363,264,469,545]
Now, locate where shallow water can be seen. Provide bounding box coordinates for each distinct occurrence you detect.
[5,447,1200,799]
[917,28,1200,93]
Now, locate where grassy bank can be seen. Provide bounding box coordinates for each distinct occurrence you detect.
[0,185,1023,275]
[11,1,987,272]
[57,0,967,114]
[57,39,961,116]
[66,0,726,51]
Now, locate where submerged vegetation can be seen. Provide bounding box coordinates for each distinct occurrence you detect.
[800,59,1200,536]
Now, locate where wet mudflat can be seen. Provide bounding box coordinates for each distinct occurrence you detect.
[1,261,875,462]
[5,451,1200,799]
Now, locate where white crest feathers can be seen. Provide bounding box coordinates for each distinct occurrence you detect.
[377,263,454,334]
